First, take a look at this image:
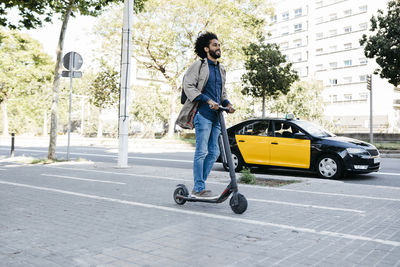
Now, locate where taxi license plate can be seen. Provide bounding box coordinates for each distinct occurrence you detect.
[374,157,380,164]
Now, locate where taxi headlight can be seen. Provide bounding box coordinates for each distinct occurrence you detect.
[346,148,367,155]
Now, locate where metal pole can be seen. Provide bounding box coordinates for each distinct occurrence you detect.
[67,52,74,161]
[118,0,133,168]
[369,75,373,144]
[10,133,15,157]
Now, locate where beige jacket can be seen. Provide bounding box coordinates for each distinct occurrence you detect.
[176,59,228,129]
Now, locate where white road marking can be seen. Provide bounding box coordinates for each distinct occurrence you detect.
[40,174,126,185]
[46,166,400,202]
[378,172,400,176]
[0,180,399,247]
[247,199,365,214]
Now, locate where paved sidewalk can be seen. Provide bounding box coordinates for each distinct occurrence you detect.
[0,159,399,266]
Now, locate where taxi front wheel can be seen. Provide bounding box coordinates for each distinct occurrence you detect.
[316,154,343,179]
[223,150,244,172]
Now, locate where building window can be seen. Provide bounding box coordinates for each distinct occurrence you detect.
[282,11,289,20]
[359,58,368,64]
[316,48,323,54]
[359,75,367,82]
[294,23,302,32]
[344,60,352,66]
[359,92,368,99]
[330,95,338,102]
[316,32,323,39]
[271,15,277,23]
[359,5,368,12]
[329,29,337,36]
[329,62,337,68]
[343,76,352,83]
[359,22,368,30]
[280,42,289,49]
[316,17,323,23]
[344,94,352,101]
[316,1,323,8]
[316,64,323,70]
[329,13,337,20]
[344,26,352,33]
[344,9,352,16]
[293,52,302,62]
[294,8,302,17]
[344,43,352,50]
[330,78,338,85]
[293,68,302,76]
[293,39,302,47]
[281,26,289,35]
[330,45,337,52]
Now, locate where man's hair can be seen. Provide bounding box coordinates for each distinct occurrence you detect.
[194,32,218,59]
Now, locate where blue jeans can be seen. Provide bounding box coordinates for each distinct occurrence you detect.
[193,112,221,192]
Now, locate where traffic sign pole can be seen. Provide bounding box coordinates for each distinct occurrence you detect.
[61,51,83,161]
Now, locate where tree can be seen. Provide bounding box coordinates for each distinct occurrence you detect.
[241,36,299,117]
[269,80,324,122]
[88,61,119,138]
[0,0,146,159]
[0,29,53,136]
[360,0,400,86]
[93,0,271,137]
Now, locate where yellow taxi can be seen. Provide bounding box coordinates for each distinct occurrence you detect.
[218,115,380,179]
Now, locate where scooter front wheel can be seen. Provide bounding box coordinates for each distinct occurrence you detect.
[230,193,248,214]
[173,186,188,205]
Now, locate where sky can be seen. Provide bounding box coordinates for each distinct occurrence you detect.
[23,14,100,71]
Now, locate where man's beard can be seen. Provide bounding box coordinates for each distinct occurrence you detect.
[209,49,221,59]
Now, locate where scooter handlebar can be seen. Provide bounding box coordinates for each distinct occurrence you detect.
[209,105,230,112]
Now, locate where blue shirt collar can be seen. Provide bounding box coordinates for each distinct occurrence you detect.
[207,58,218,66]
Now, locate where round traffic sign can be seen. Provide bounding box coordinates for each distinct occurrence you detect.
[63,52,83,70]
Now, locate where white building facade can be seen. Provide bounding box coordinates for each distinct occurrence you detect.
[267,0,400,133]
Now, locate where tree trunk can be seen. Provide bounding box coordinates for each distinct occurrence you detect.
[48,0,75,160]
[1,101,9,137]
[167,87,177,138]
[262,91,266,118]
[97,108,103,138]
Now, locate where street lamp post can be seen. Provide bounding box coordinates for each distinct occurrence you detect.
[118,0,133,168]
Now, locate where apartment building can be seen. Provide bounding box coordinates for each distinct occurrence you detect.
[266,0,400,133]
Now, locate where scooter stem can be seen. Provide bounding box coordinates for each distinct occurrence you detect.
[217,107,238,192]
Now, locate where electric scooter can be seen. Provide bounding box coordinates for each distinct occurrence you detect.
[173,106,248,214]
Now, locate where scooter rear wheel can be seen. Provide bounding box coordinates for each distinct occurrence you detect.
[173,186,187,205]
[230,193,248,214]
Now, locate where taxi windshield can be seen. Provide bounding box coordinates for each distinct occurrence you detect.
[294,121,335,137]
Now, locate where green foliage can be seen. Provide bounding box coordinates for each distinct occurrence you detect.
[269,80,324,122]
[93,0,272,136]
[88,61,119,110]
[0,28,53,134]
[241,36,299,100]
[360,0,400,86]
[0,0,146,30]
[239,168,256,184]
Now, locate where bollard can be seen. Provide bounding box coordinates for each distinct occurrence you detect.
[10,133,15,157]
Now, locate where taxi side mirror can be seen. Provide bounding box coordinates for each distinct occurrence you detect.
[293,132,309,140]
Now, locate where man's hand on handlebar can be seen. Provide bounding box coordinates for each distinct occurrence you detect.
[227,104,235,114]
[207,100,219,110]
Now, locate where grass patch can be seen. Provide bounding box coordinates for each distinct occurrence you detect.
[28,157,89,164]
[239,167,300,187]
[374,142,400,150]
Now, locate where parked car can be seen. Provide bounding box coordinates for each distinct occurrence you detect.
[218,115,380,179]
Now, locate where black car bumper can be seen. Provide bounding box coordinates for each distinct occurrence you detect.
[343,155,380,173]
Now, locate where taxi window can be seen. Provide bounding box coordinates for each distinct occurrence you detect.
[274,122,303,138]
[237,121,271,136]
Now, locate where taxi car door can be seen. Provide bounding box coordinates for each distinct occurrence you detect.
[269,122,311,168]
[235,121,271,165]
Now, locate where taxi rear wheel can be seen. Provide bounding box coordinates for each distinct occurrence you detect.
[316,154,343,179]
[223,150,244,172]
